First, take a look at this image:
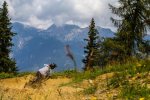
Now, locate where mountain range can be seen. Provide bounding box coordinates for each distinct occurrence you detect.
[11,22,149,72]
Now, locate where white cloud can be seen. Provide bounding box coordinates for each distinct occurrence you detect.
[0,0,118,30]
[28,15,53,29]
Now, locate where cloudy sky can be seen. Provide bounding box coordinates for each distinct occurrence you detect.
[0,0,119,31]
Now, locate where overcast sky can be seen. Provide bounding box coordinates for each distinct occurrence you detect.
[0,0,119,31]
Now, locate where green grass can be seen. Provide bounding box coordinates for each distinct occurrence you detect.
[52,69,103,82]
[16,72,35,77]
[0,72,35,79]
[55,69,104,88]
[107,59,150,99]
[75,71,100,82]
[106,59,150,73]
[108,60,150,87]
[52,70,77,78]
[0,72,15,79]
[83,85,97,95]
[120,83,150,100]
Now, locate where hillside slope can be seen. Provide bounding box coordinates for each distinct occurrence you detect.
[0,75,84,100]
[0,73,120,100]
[0,60,150,100]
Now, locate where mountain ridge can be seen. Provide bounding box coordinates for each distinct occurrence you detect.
[11,22,149,71]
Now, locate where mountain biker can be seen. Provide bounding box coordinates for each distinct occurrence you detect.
[33,63,57,83]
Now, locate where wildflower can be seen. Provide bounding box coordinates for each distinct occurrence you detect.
[136,63,142,67]
[139,98,144,100]
[132,77,136,81]
[90,96,97,100]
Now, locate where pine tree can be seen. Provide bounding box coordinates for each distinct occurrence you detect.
[82,18,99,71]
[0,1,17,73]
[109,0,150,57]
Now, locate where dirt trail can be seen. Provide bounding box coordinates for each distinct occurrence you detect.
[0,75,84,100]
[0,73,118,100]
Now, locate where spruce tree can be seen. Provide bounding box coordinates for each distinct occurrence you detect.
[109,0,150,57]
[0,1,17,73]
[82,18,99,71]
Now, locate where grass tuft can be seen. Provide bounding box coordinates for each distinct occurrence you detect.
[83,86,97,95]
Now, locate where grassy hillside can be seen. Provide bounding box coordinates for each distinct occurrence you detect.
[0,59,150,100]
